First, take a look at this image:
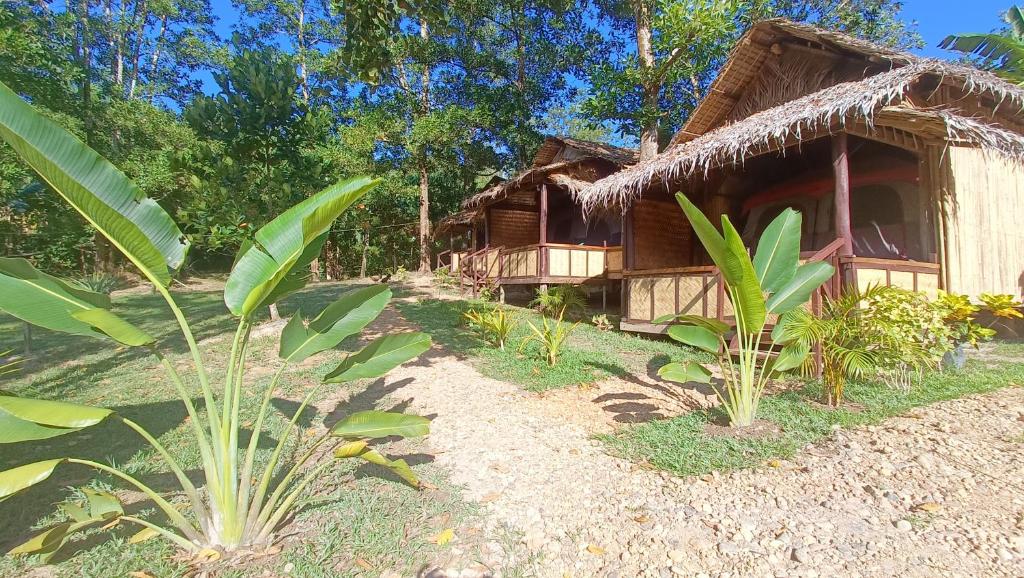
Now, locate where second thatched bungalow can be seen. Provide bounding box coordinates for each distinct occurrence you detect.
[578,19,1024,334]
[438,136,638,297]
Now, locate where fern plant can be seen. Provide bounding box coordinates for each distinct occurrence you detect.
[463,306,518,350]
[520,308,579,366]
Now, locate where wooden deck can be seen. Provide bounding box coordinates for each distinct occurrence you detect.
[451,243,623,289]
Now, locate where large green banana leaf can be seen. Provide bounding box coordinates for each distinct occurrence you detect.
[657,361,712,384]
[0,459,65,501]
[280,285,391,363]
[766,261,835,314]
[0,258,151,344]
[652,313,730,335]
[0,258,109,337]
[8,489,122,561]
[330,410,430,439]
[0,396,113,443]
[721,217,767,334]
[323,332,431,383]
[224,177,380,317]
[666,325,720,353]
[752,208,800,294]
[0,82,187,287]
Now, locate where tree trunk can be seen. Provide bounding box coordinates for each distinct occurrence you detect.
[417,16,432,273]
[146,14,167,103]
[127,0,150,98]
[360,228,370,278]
[634,0,659,162]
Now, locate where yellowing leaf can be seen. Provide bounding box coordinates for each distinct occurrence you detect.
[914,502,942,513]
[355,558,373,570]
[128,527,160,544]
[195,548,221,563]
[586,544,605,556]
[128,572,156,578]
[768,459,781,468]
[434,528,455,545]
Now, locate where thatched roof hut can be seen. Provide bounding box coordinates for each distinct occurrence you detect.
[464,136,637,210]
[575,19,1024,333]
[581,20,1024,214]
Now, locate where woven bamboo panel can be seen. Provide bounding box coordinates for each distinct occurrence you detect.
[549,248,569,276]
[633,199,694,270]
[587,251,604,276]
[652,277,677,319]
[917,272,939,298]
[628,278,653,320]
[606,250,623,272]
[945,147,1024,298]
[677,276,708,315]
[506,188,537,206]
[485,249,500,278]
[856,269,887,293]
[889,271,914,292]
[570,250,587,277]
[490,209,539,248]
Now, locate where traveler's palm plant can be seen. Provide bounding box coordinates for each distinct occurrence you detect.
[658,194,834,427]
[0,82,432,556]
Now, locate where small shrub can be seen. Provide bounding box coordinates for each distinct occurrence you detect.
[463,306,518,350]
[935,291,995,348]
[520,308,579,366]
[477,281,497,302]
[591,313,613,331]
[861,287,949,390]
[432,267,456,289]
[979,293,1023,334]
[391,265,409,283]
[530,284,586,317]
[75,272,124,295]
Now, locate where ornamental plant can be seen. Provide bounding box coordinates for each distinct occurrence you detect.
[530,284,586,318]
[520,308,578,366]
[658,195,834,427]
[0,81,433,556]
[463,306,518,350]
[774,285,907,407]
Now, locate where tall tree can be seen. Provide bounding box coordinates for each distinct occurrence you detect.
[587,0,922,157]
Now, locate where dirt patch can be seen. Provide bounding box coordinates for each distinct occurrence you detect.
[703,417,783,439]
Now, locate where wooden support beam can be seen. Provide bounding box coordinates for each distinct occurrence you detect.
[539,183,549,277]
[483,208,491,247]
[832,133,853,257]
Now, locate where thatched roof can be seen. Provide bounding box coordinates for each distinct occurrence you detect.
[462,136,638,210]
[579,60,1024,213]
[434,208,481,237]
[533,136,639,166]
[674,19,917,146]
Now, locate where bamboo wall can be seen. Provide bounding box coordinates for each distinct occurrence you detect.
[632,199,693,270]
[548,246,607,278]
[943,147,1024,298]
[626,271,733,322]
[489,209,539,248]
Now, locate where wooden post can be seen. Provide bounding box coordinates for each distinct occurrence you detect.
[832,133,853,257]
[483,209,490,247]
[624,208,635,270]
[539,183,549,278]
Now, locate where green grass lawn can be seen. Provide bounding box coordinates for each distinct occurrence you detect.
[601,356,1024,477]
[0,282,476,578]
[395,297,710,391]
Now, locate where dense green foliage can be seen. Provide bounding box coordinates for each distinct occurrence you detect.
[0,0,925,277]
[941,5,1024,85]
[0,89,433,554]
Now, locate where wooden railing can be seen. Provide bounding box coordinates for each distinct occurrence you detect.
[488,242,624,281]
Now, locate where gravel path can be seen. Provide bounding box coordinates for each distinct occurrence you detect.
[359,295,1024,578]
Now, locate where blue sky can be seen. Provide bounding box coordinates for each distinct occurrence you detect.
[902,0,1010,57]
